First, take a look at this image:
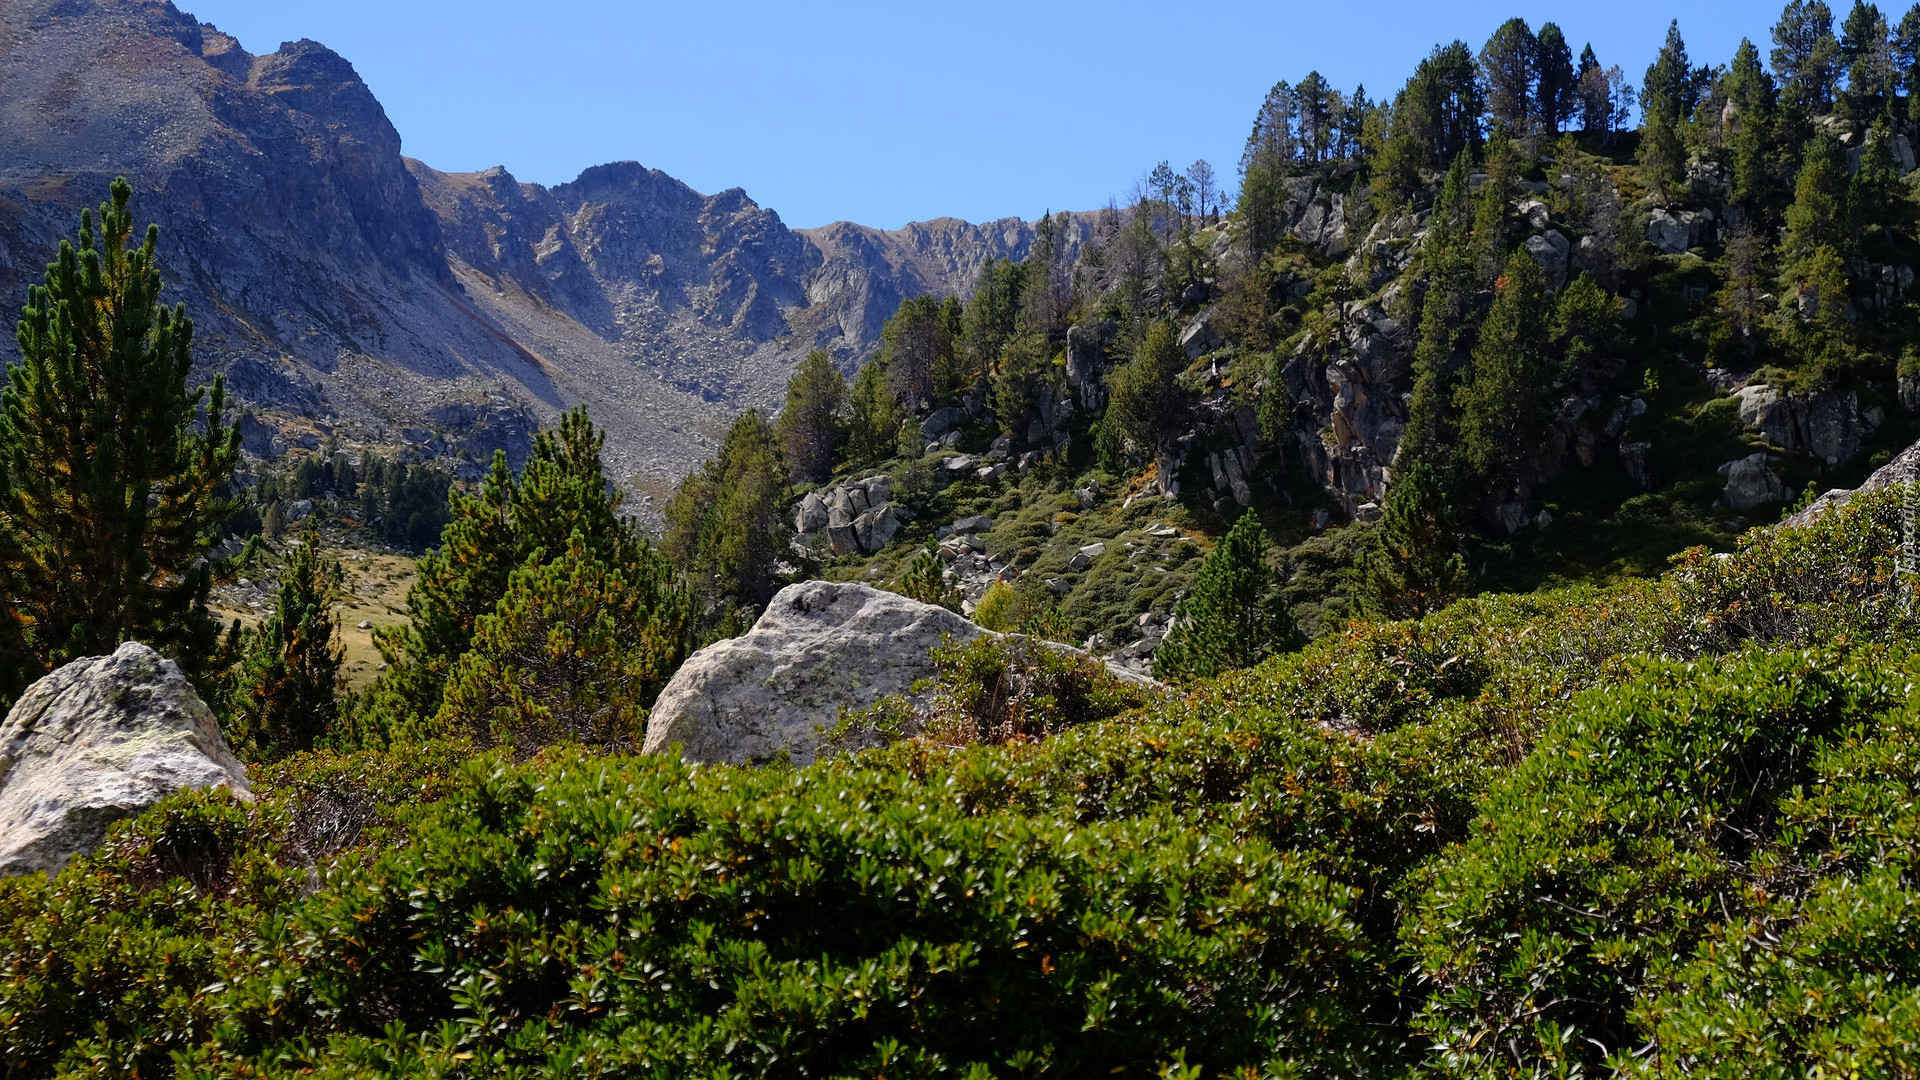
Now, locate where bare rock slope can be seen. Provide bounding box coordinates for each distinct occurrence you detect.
[0,642,249,877]
[0,0,1080,490]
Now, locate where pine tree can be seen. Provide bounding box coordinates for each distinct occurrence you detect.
[1358,459,1468,621]
[1470,133,1519,288]
[847,359,906,466]
[372,451,516,722]
[228,520,343,760]
[1726,40,1782,213]
[0,177,240,697]
[662,409,792,627]
[1840,0,1894,109]
[775,350,849,485]
[1642,20,1697,124]
[1456,252,1552,492]
[372,407,641,725]
[1153,510,1296,683]
[1898,5,1920,122]
[1402,156,1476,463]
[1103,320,1187,459]
[436,530,690,754]
[1480,18,1539,138]
[1774,1,1844,112]
[896,549,960,612]
[1536,24,1578,135]
[1782,134,1853,268]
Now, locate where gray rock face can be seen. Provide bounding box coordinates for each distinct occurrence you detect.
[1788,437,1920,526]
[1646,208,1703,255]
[1524,231,1570,289]
[0,642,249,877]
[1720,452,1787,511]
[643,582,1158,766]
[1734,384,1876,466]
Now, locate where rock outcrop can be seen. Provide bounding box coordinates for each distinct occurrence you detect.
[1787,437,1920,526]
[0,642,250,877]
[643,581,1158,767]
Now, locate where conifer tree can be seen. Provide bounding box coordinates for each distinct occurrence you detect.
[1840,0,1894,108]
[846,359,906,466]
[1726,40,1782,213]
[0,177,240,696]
[1536,24,1578,135]
[1782,135,1853,268]
[373,407,648,724]
[662,409,792,628]
[1103,320,1187,459]
[228,520,343,760]
[1153,509,1296,683]
[1774,0,1844,112]
[1358,459,1468,620]
[1402,156,1476,463]
[372,451,515,721]
[775,349,849,484]
[1456,252,1551,492]
[436,530,690,754]
[1898,5,1920,122]
[1470,133,1519,287]
[1480,18,1540,138]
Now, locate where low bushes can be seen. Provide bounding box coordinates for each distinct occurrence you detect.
[2,488,1919,1077]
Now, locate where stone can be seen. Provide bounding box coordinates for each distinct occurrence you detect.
[643,582,1159,765]
[0,642,250,877]
[943,455,975,472]
[854,504,899,553]
[1719,452,1787,511]
[950,515,993,535]
[922,406,969,439]
[1646,209,1698,255]
[285,498,314,522]
[1789,436,1920,525]
[1524,231,1570,290]
[1074,486,1098,510]
[795,491,829,534]
[356,619,372,629]
[846,484,870,515]
[827,524,860,556]
[988,434,1013,457]
[1619,441,1655,488]
[861,474,892,507]
[1802,390,1867,465]
[1493,500,1529,534]
[1518,199,1551,230]
[1179,309,1223,360]
[1735,384,1796,449]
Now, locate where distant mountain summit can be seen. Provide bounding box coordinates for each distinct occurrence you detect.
[0,0,1087,490]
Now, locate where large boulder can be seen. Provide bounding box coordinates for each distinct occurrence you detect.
[644,582,1157,767]
[1720,452,1787,512]
[1788,436,1920,526]
[0,642,250,877]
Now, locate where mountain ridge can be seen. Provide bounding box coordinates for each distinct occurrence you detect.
[0,0,1085,493]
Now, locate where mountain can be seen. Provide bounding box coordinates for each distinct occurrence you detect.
[0,0,1085,494]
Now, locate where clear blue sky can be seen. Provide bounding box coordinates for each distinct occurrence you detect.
[179,0,1791,230]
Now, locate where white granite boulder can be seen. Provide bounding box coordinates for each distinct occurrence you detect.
[644,581,1158,767]
[0,642,250,876]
